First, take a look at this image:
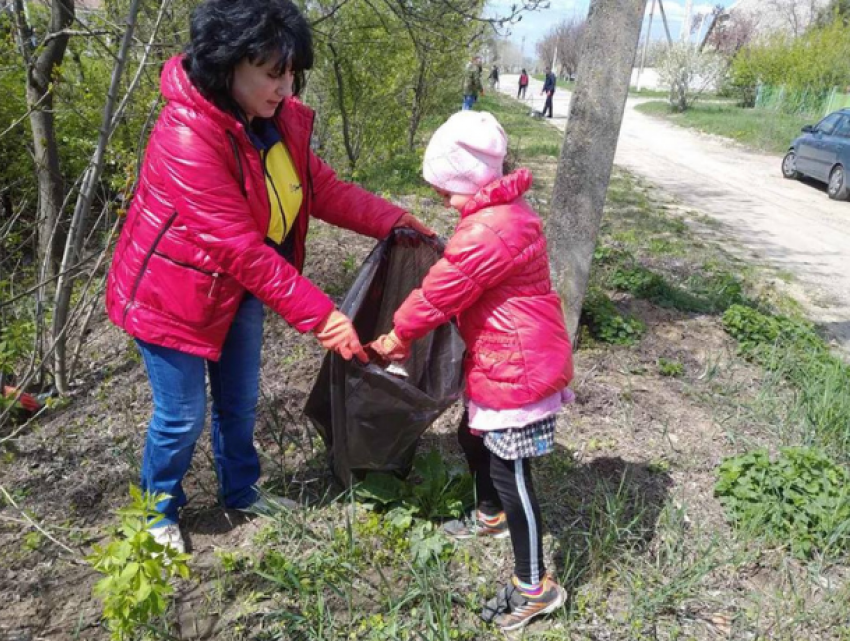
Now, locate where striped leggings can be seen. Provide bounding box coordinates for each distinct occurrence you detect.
[458,414,545,585]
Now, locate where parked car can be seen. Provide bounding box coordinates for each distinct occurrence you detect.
[782,109,850,200]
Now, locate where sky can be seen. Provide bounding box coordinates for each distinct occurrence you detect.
[484,0,739,56]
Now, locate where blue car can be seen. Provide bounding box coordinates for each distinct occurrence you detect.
[782,108,850,200]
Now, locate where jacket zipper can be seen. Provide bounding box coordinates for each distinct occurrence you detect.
[123,211,178,324]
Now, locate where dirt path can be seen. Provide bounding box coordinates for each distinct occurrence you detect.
[499,75,850,350]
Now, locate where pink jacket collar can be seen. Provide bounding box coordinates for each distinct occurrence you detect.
[460,168,534,218]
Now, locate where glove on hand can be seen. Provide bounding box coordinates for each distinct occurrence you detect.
[369,330,411,362]
[313,310,368,363]
[393,212,436,237]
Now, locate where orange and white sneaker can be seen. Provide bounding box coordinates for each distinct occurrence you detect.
[482,576,567,631]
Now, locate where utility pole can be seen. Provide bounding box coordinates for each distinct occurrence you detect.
[521,34,526,70]
[636,0,656,91]
[681,0,693,41]
[657,0,674,45]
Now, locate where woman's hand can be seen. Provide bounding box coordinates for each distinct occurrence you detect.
[369,330,411,362]
[393,212,436,237]
[313,310,368,362]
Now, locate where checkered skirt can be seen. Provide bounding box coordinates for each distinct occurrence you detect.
[482,415,556,460]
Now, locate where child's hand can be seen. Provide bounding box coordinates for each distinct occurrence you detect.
[369,330,411,362]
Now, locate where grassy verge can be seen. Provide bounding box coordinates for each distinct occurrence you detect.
[635,101,812,154]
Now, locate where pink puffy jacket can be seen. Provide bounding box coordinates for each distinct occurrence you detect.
[394,169,573,409]
[106,56,404,360]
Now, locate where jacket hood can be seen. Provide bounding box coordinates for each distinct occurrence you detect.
[160,55,242,133]
[460,168,533,217]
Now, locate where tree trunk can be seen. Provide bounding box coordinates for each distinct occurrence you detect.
[546,0,648,341]
[13,0,75,279]
[407,56,428,151]
[53,0,142,393]
[328,42,359,172]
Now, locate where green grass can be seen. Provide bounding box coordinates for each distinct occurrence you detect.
[629,87,673,98]
[635,101,812,154]
[532,73,575,91]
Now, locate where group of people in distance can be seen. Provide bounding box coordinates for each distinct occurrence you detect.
[463,56,557,119]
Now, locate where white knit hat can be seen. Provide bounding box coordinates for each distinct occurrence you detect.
[422,111,508,195]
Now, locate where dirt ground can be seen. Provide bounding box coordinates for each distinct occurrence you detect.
[503,74,850,353]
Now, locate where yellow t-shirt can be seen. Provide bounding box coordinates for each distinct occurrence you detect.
[263,142,303,244]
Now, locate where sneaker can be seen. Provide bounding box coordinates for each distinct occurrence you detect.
[481,576,567,631]
[443,510,510,540]
[148,523,185,555]
[237,491,297,517]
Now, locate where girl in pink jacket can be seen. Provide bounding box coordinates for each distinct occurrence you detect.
[371,111,574,632]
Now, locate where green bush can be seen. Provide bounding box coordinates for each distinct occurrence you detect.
[730,21,850,109]
[87,486,190,641]
[721,305,823,354]
[608,266,667,299]
[715,447,850,558]
[581,288,645,346]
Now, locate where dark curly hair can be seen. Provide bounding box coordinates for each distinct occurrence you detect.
[184,0,313,115]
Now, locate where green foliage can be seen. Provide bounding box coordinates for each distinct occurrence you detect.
[657,358,684,377]
[356,449,473,520]
[87,486,190,641]
[609,266,667,299]
[581,288,645,345]
[715,448,850,558]
[730,21,850,108]
[721,305,822,354]
[307,1,472,172]
[0,316,36,376]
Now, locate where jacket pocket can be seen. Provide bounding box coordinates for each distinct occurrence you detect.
[471,335,524,384]
[134,252,221,326]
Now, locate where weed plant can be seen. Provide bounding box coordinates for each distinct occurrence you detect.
[715,447,850,558]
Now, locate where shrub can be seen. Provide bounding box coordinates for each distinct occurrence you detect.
[87,486,190,641]
[715,447,850,558]
[581,288,645,345]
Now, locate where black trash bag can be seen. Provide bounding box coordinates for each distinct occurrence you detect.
[305,228,465,487]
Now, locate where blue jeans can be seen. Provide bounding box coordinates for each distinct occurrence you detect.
[462,94,476,110]
[137,294,265,525]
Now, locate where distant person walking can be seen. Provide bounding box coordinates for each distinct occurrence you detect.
[541,67,556,118]
[488,65,500,90]
[517,68,529,99]
[462,56,484,110]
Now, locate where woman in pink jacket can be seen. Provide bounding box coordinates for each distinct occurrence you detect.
[371,111,573,632]
[106,0,431,554]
